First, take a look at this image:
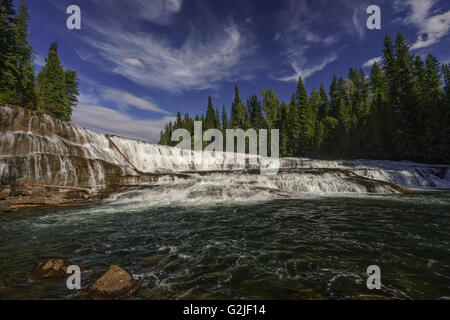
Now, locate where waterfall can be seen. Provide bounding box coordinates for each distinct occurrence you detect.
[1,105,449,193]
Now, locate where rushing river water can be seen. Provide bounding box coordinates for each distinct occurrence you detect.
[1,189,449,300]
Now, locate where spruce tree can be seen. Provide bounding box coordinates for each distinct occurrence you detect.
[0,0,16,104]
[261,88,279,129]
[230,86,246,128]
[37,43,70,120]
[205,96,217,130]
[318,83,330,120]
[13,0,35,108]
[296,75,314,155]
[221,105,229,129]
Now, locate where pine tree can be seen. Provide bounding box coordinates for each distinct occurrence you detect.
[37,43,70,120]
[0,0,16,104]
[369,62,388,157]
[221,105,229,129]
[296,75,314,155]
[318,83,330,120]
[230,86,246,128]
[287,93,300,156]
[393,33,417,158]
[64,69,79,118]
[261,88,279,129]
[329,75,339,118]
[205,96,217,130]
[13,0,35,108]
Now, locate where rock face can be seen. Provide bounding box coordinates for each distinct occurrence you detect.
[32,259,73,278]
[86,265,140,300]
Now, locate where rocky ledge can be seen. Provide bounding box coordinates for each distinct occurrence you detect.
[0,182,102,213]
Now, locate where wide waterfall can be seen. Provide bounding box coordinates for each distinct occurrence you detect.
[1,105,449,195]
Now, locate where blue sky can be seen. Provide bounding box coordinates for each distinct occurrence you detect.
[24,0,450,142]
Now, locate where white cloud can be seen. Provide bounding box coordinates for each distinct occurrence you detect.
[75,1,255,92]
[99,87,171,115]
[363,56,383,68]
[395,0,450,50]
[72,103,175,143]
[124,58,144,67]
[278,55,338,82]
[352,8,365,39]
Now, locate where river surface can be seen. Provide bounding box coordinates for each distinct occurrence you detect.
[1,190,449,300]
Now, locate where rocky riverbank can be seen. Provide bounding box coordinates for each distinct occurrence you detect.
[0,182,101,214]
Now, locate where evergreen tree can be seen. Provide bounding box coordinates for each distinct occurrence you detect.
[37,43,71,120]
[221,105,229,129]
[296,75,314,155]
[230,86,246,128]
[0,0,16,103]
[329,75,339,118]
[287,93,300,155]
[205,96,217,130]
[64,69,79,118]
[261,88,279,128]
[318,83,330,120]
[13,0,35,108]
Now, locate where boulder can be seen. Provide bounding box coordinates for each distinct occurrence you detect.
[32,259,73,278]
[0,201,11,213]
[86,265,140,300]
[0,187,11,200]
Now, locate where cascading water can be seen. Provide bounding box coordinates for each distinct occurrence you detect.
[1,105,449,196]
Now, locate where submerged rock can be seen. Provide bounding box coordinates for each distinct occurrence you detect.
[32,259,73,278]
[0,200,11,213]
[86,265,140,300]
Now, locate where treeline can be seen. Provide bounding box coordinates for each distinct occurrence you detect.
[160,33,450,164]
[0,0,79,121]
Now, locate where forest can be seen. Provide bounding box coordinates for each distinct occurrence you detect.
[159,33,450,164]
[0,0,79,121]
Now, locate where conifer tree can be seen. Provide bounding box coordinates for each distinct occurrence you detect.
[37,43,71,120]
[13,0,35,108]
[296,75,314,155]
[230,86,246,128]
[221,105,229,129]
[205,96,217,130]
[0,0,16,103]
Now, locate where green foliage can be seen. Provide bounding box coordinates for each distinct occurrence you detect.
[158,33,449,164]
[0,1,79,121]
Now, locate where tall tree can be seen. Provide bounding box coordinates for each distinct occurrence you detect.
[230,86,246,128]
[296,75,314,155]
[13,0,35,108]
[37,43,70,120]
[261,88,280,129]
[205,96,217,130]
[221,105,229,129]
[0,0,16,103]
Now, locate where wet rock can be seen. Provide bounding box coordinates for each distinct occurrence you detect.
[86,265,140,300]
[141,254,165,266]
[32,259,73,278]
[144,287,175,300]
[0,201,11,213]
[0,186,11,199]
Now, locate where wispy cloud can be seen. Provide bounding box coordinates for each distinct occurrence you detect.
[274,0,346,82]
[73,1,255,92]
[394,0,450,50]
[363,56,383,68]
[100,87,171,115]
[72,103,175,143]
[278,55,338,82]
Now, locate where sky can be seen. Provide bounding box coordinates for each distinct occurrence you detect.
[24,0,450,143]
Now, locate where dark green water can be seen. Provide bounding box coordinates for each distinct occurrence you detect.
[1,191,450,300]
